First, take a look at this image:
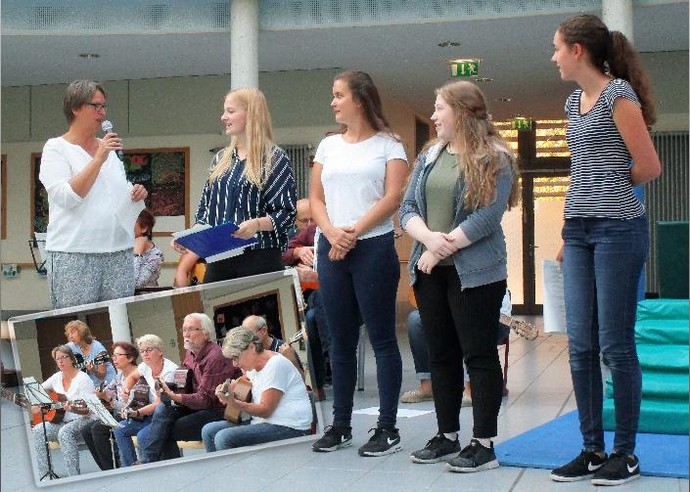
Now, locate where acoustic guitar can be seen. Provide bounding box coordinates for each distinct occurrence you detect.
[73,352,111,371]
[1,386,88,425]
[221,375,252,424]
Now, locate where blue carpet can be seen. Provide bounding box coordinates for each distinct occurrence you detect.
[495,411,689,478]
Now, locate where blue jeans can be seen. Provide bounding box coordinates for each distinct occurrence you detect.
[306,290,331,389]
[562,217,647,455]
[317,232,402,429]
[407,310,430,381]
[201,420,311,452]
[113,416,151,466]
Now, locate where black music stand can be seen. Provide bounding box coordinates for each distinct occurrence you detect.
[28,234,47,275]
[23,378,60,480]
[83,395,123,469]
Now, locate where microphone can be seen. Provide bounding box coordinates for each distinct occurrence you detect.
[101,120,124,161]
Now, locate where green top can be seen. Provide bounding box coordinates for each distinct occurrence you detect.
[424,148,462,266]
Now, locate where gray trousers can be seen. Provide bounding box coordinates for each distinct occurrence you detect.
[47,249,135,309]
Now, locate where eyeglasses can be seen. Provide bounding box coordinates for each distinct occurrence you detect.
[85,102,108,112]
[181,327,202,334]
[229,346,248,361]
[112,352,129,358]
[140,347,157,354]
[54,355,71,362]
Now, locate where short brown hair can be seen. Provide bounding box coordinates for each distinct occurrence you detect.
[63,80,107,124]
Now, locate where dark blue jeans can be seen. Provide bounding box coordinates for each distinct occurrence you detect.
[317,232,402,429]
[140,403,224,463]
[306,290,331,390]
[562,217,647,455]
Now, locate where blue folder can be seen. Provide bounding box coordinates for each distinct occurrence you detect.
[172,222,257,262]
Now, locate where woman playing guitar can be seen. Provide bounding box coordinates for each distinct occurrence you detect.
[64,320,116,386]
[31,345,94,478]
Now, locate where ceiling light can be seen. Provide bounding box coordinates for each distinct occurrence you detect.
[495,97,512,102]
[78,53,100,59]
[474,77,493,82]
[438,41,461,48]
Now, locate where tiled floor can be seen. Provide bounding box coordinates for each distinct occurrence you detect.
[2,313,688,492]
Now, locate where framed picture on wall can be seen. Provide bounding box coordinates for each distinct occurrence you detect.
[31,147,190,236]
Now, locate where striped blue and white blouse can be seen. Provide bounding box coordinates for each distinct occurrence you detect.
[564,78,645,220]
[195,146,296,252]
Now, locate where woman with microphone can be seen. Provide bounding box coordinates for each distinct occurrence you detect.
[39,80,147,309]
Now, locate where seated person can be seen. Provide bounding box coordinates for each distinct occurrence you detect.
[64,320,116,387]
[201,326,313,452]
[401,290,512,405]
[31,345,94,477]
[242,315,304,379]
[305,289,331,400]
[81,341,140,470]
[139,313,240,463]
[173,251,206,288]
[117,334,179,466]
[134,208,164,289]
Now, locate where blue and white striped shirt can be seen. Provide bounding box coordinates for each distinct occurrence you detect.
[564,78,645,220]
[195,146,296,252]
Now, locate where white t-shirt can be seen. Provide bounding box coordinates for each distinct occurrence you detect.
[39,137,135,253]
[42,370,95,423]
[246,354,311,430]
[138,358,179,401]
[315,133,407,240]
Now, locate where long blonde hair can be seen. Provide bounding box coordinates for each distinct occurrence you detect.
[436,80,519,210]
[209,88,275,187]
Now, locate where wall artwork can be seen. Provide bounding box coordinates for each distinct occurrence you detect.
[31,147,190,235]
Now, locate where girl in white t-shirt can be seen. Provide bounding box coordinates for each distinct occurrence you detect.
[309,70,408,457]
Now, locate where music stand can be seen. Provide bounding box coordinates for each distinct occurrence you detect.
[83,395,123,469]
[28,233,47,276]
[23,377,59,480]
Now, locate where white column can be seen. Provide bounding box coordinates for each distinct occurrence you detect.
[109,303,131,342]
[602,0,634,44]
[230,0,259,90]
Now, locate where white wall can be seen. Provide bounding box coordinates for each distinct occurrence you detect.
[0,70,427,312]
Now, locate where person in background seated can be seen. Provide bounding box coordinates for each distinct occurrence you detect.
[201,326,313,452]
[401,291,512,405]
[64,320,116,387]
[241,315,304,379]
[81,341,140,470]
[133,208,164,289]
[117,334,179,466]
[282,198,316,268]
[140,313,239,463]
[31,345,95,477]
[173,252,205,288]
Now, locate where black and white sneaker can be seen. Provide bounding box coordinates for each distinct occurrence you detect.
[446,439,499,473]
[312,425,352,452]
[410,434,461,464]
[591,452,640,486]
[550,450,608,482]
[358,427,403,457]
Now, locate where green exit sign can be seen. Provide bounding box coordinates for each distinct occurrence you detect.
[450,59,480,77]
[513,117,533,130]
